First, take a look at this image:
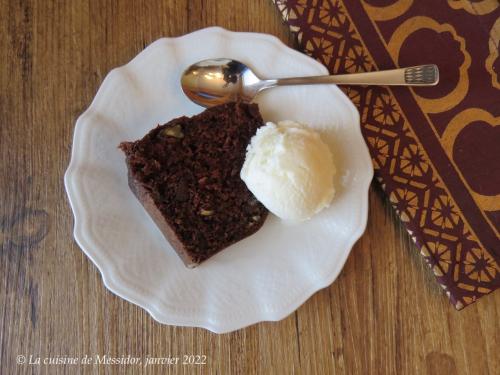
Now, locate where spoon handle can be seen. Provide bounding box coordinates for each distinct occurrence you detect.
[273,64,439,87]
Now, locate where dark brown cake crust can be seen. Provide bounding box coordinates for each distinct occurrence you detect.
[119,102,268,267]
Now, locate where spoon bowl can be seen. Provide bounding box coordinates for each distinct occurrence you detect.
[181,58,264,107]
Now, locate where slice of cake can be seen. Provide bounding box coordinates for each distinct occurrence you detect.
[119,102,268,268]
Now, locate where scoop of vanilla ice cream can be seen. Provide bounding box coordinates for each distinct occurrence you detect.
[241,120,335,221]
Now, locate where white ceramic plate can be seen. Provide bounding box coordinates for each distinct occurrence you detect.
[64,27,373,333]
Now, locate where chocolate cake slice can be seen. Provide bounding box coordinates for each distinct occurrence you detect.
[119,102,268,268]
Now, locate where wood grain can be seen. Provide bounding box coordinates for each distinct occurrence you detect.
[0,0,498,374]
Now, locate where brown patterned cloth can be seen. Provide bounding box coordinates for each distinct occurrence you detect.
[272,0,500,309]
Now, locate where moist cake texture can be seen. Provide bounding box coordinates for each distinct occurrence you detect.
[119,102,268,267]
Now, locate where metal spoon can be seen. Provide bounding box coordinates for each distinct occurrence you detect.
[181,58,439,107]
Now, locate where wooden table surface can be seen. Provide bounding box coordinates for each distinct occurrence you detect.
[1,1,498,374]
